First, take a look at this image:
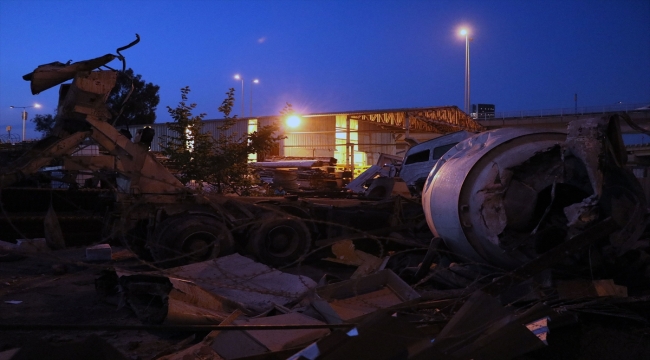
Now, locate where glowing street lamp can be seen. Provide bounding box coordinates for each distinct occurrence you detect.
[234,74,244,117]
[250,79,259,117]
[459,28,472,114]
[286,115,301,128]
[10,103,41,141]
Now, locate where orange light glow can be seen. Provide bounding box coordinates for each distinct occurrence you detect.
[286,115,301,128]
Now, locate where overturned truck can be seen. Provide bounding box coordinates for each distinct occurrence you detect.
[2,35,645,273]
[0,35,429,267]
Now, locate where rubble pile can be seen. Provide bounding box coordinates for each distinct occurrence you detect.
[3,37,650,358]
[2,116,650,359]
[4,237,650,359]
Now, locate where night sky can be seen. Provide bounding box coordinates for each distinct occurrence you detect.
[1,0,649,140]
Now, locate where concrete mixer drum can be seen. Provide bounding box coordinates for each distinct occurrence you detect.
[422,117,645,269]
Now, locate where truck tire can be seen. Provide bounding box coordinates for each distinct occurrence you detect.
[248,217,311,267]
[150,216,234,267]
[120,220,153,261]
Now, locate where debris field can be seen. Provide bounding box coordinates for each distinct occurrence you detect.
[3,115,650,359]
[2,35,650,359]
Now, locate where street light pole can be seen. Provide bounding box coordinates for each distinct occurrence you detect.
[234,74,244,117]
[10,104,40,142]
[250,79,259,117]
[459,28,473,115]
[466,32,470,115]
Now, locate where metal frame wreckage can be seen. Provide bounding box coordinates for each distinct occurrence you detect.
[1,35,650,359]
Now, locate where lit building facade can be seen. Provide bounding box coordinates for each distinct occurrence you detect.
[127,106,483,173]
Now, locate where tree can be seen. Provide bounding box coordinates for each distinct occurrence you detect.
[279,102,294,117]
[31,114,56,137]
[107,68,160,126]
[217,87,237,119]
[209,88,284,194]
[162,87,283,195]
[161,86,214,186]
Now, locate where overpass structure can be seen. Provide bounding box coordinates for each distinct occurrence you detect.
[476,103,650,133]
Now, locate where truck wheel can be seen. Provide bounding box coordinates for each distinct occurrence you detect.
[120,221,152,260]
[249,217,311,267]
[150,216,234,267]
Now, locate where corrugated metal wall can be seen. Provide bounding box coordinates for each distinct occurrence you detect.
[283,115,336,158]
[357,121,399,165]
[358,121,395,153]
[124,115,403,167]
[127,118,250,152]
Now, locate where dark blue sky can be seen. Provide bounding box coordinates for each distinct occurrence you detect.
[1,0,649,140]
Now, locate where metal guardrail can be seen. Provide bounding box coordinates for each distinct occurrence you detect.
[474,102,650,120]
[0,134,21,144]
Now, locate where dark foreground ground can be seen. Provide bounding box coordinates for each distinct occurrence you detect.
[2,245,650,360]
[0,248,189,359]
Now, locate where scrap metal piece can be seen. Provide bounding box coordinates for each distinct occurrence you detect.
[112,254,317,324]
[163,278,238,325]
[414,237,443,281]
[22,34,140,94]
[312,269,420,324]
[415,291,554,360]
[166,253,317,315]
[156,310,243,360]
[115,33,140,71]
[85,244,112,261]
[557,279,628,300]
[290,311,432,360]
[345,164,383,194]
[324,239,384,279]
[525,317,550,345]
[565,116,647,251]
[107,274,205,326]
[210,313,330,359]
[118,273,174,324]
[481,217,619,296]
[22,54,117,95]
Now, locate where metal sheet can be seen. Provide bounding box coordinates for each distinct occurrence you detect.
[166,253,317,315]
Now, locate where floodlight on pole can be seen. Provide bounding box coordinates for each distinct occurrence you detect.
[250,79,259,117]
[234,74,244,117]
[10,103,41,142]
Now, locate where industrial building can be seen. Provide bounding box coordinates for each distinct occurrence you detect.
[128,105,484,174]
